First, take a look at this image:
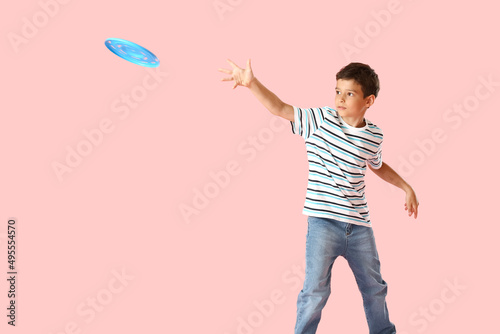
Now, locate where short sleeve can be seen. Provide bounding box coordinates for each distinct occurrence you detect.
[290,106,327,140]
[367,140,383,169]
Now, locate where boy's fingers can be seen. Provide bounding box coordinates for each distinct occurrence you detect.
[218,68,232,74]
[227,59,239,69]
[407,204,417,218]
[247,58,252,69]
[221,77,234,81]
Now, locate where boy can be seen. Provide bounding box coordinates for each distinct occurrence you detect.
[218,59,419,334]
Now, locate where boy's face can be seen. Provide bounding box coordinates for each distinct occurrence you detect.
[335,79,375,118]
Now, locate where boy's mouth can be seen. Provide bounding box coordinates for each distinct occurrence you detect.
[337,106,346,110]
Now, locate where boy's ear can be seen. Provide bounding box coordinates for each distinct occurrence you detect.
[366,94,375,108]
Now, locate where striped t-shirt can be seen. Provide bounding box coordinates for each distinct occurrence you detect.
[290,106,383,227]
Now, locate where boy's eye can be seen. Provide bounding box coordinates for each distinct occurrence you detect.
[336,90,354,97]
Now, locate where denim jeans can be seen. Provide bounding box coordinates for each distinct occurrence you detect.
[294,216,396,334]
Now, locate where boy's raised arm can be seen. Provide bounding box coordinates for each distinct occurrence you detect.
[219,59,294,122]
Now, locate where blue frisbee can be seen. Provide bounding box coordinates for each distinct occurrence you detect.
[105,38,159,68]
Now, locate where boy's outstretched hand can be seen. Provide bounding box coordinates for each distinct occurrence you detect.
[218,59,255,89]
[404,188,419,219]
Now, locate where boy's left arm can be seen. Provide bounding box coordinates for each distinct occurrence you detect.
[369,162,419,219]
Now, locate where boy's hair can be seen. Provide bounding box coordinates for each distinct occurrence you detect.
[336,62,380,98]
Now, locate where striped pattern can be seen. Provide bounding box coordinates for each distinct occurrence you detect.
[290,106,383,227]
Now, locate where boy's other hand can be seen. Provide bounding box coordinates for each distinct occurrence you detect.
[218,59,255,89]
[404,188,419,219]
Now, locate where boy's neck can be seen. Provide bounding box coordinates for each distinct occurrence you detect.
[340,115,366,128]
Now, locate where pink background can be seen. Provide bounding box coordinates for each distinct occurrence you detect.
[1,0,499,333]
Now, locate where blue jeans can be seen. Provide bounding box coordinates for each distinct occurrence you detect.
[294,216,396,334]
